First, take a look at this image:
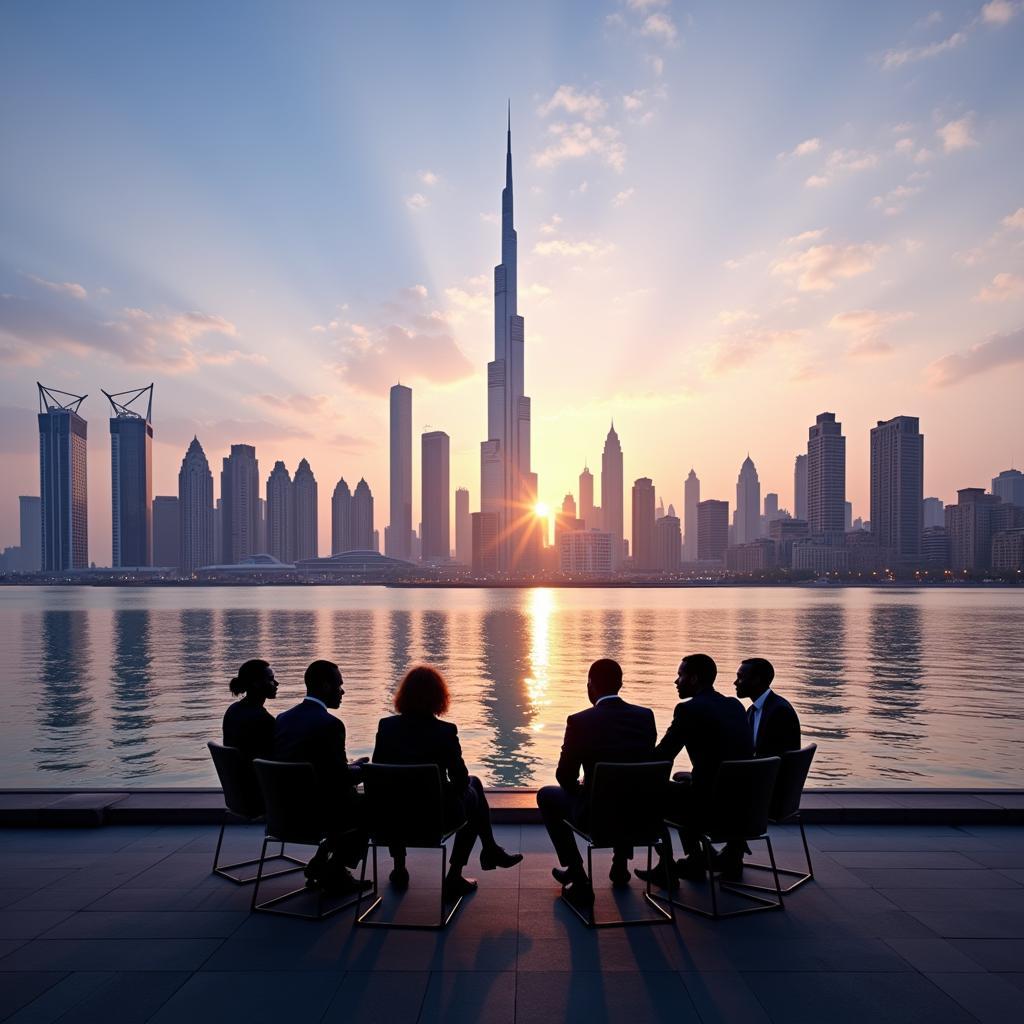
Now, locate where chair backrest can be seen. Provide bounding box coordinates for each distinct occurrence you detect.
[361,763,447,847]
[770,744,817,822]
[588,761,672,848]
[252,759,329,846]
[208,741,264,820]
[704,757,781,842]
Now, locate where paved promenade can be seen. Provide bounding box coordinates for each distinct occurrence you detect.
[0,822,1022,1022]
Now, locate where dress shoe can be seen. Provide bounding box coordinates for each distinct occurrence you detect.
[609,858,631,888]
[633,861,676,890]
[389,865,410,889]
[551,865,587,887]
[562,879,595,908]
[480,846,524,871]
[443,873,478,900]
[318,867,373,896]
[675,855,709,881]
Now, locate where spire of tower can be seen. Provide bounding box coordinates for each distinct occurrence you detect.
[505,101,513,192]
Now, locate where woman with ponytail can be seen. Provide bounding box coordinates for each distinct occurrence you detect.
[222,659,279,761]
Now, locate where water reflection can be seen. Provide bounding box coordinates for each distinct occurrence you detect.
[110,608,157,778]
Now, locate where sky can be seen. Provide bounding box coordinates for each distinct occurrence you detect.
[1,0,1023,562]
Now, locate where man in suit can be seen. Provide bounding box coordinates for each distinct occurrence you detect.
[735,658,801,759]
[273,659,369,894]
[536,658,656,905]
[636,653,751,884]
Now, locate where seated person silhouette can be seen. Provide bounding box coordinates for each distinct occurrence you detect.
[536,658,656,906]
[373,665,522,900]
[273,659,370,895]
[635,653,751,885]
[718,656,803,873]
[222,658,278,761]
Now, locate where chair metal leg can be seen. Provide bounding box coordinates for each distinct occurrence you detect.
[731,816,814,894]
[251,836,363,921]
[212,822,305,885]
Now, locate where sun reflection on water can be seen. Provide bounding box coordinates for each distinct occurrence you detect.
[525,587,554,730]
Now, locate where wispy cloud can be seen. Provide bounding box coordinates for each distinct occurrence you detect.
[804,148,879,188]
[883,2,1019,69]
[612,187,635,207]
[927,327,1024,387]
[537,85,608,123]
[975,272,1024,302]
[828,309,914,355]
[418,169,439,186]
[707,328,807,374]
[981,1,1022,26]
[1002,207,1024,230]
[938,114,978,152]
[882,30,967,69]
[533,237,615,258]
[781,138,821,159]
[771,242,886,291]
[640,12,678,45]
[533,122,626,172]
[871,182,923,216]
[24,273,87,300]
[405,192,429,210]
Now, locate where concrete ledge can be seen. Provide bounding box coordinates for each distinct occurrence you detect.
[1,788,1022,828]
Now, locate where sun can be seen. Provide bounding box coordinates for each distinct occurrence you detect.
[534,501,550,519]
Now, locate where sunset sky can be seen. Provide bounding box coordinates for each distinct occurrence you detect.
[2,1,1023,562]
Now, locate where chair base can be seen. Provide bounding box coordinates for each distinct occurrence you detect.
[728,816,814,895]
[250,835,362,920]
[212,821,306,885]
[355,841,467,930]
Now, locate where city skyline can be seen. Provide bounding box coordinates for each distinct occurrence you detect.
[2,3,1024,561]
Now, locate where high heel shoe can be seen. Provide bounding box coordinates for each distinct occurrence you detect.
[479,846,524,871]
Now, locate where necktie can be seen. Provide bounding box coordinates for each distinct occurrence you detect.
[748,704,758,746]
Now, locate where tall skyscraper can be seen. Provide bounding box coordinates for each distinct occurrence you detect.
[923,497,945,528]
[698,499,729,561]
[631,477,656,571]
[455,487,472,565]
[764,492,780,524]
[178,437,214,572]
[104,385,153,567]
[807,412,845,542]
[152,496,180,567]
[221,444,259,565]
[870,416,924,564]
[684,468,700,562]
[331,478,352,553]
[794,454,808,522]
[734,455,761,545]
[471,511,499,574]
[421,430,450,562]
[945,488,1002,571]
[992,468,1024,507]
[18,496,41,572]
[37,384,88,571]
[480,109,538,572]
[293,458,318,560]
[655,513,682,572]
[265,461,294,563]
[351,478,374,550]
[388,383,412,559]
[601,423,624,563]
[579,465,595,530]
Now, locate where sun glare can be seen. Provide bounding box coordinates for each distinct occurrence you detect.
[534,501,550,519]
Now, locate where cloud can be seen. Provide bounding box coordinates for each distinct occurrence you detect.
[784,228,825,245]
[24,274,87,300]
[405,192,429,210]
[882,30,967,68]
[622,90,646,112]
[975,272,1024,302]
[938,115,977,152]
[612,187,635,207]
[917,10,944,28]
[1003,208,1024,230]
[647,54,665,76]
[981,1,1021,25]
[537,85,607,123]
[927,328,1024,387]
[771,242,885,291]
[784,138,821,158]
[707,328,807,374]
[533,237,615,258]
[418,170,439,186]
[828,309,914,356]
[715,309,759,326]
[641,12,678,44]
[533,122,626,172]
[443,284,489,314]
[871,182,923,216]
[539,213,562,235]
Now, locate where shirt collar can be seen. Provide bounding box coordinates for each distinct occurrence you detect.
[595,694,621,706]
[303,696,329,711]
[751,688,772,712]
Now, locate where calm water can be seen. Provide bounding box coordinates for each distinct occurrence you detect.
[1,585,1022,789]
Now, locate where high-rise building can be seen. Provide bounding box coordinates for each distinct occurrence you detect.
[770,517,810,568]
[293,458,318,561]
[870,415,924,564]
[331,478,352,553]
[684,469,700,562]
[655,513,682,572]
[178,437,214,572]
[631,477,656,571]
[794,454,808,522]
[655,497,666,521]
[152,496,180,567]
[388,384,412,559]
[256,498,267,554]
[601,423,624,564]
[945,488,1001,571]
[923,497,945,529]
[351,478,374,550]
[479,109,537,572]
[579,465,595,531]
[421,430,450,562]
[559,530,613,574]
[221,444,260,565]
[807,412,845,542]
[844,501,853,532]
[697,499,729,561]
[18,496,41,572]
[922,526,950,569]
[734,455,761,545]
[764,492,780,524]
[265,461,294,563]
[104,385,154,568]
[471,511,499,574]
[455,487,471,565]
[37,384,88,571]
[992,469,1024,508]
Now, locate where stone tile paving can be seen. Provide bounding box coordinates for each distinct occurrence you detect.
[0,823,1020,1022]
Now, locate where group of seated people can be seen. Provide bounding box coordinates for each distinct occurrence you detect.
[222,651,800,907]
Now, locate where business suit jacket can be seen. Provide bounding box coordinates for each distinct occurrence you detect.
[653,688,752,800]
[372,713,471,802]
[753,690,801,759]
[555,696,657,798]
[223,698,275,761]
[273,699,356,799]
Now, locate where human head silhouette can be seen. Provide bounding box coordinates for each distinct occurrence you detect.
[304,659,343,709]
[587,658,623,704]
[735,658,775,701]
[229,659,277,702]
[675,653,717,700]
[394,664,451,717]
